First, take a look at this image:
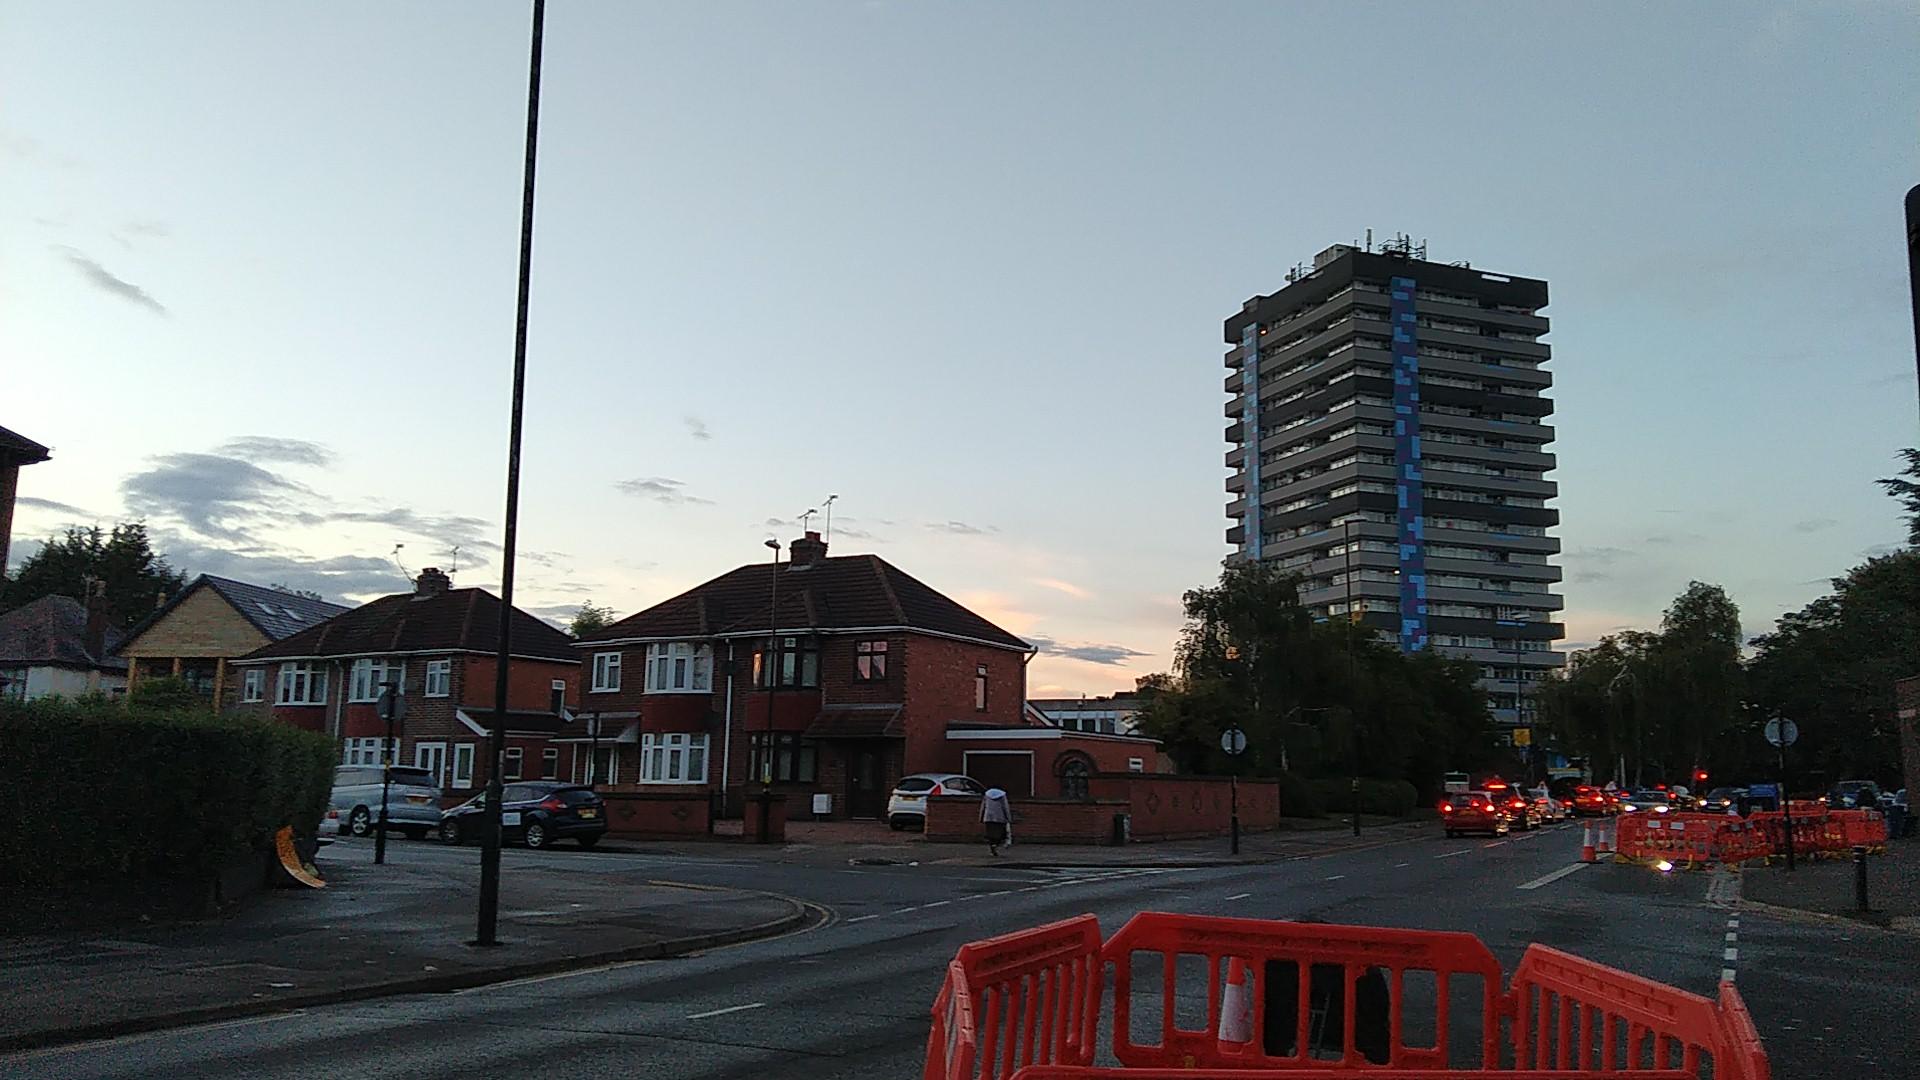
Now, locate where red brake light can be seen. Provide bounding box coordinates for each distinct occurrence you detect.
[1440,804,1453,813]
[539,796,565,812]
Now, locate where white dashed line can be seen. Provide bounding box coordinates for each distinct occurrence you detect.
[1324,874,1346,882]
[1226,893,1250,901]
[686,1002,765,1020]
[1517,863,1589,891]
[1435,849,1471,859]
[1720,908,1741,984]
[1723,947,1738,962]
[845,914,882,923]
[923,900,950,908]
[1394,862,1410,868]
[1483,840,1510,849]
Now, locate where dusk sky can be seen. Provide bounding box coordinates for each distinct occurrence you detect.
[5,2,1917,697]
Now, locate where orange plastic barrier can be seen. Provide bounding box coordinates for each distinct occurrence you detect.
[924,913,1770,1080]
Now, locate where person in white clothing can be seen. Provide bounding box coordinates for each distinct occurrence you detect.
[980,787,1012,855]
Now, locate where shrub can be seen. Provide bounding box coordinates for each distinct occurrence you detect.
[0,697,336,898]
[1308,777,1420,818]
[1275,770,1324,818]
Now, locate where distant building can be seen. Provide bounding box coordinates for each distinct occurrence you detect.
[575,531,1043,818]
[120,575,349,705]
[1029,694,1145,736]
[1222,240,1564,726]
[0,588,126,701]
[228,568,580,798]
[0,424,51,581]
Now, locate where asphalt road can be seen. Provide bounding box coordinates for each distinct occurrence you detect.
[6,822,1909,1078]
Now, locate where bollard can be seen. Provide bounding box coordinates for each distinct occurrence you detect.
[1854,845,1870,913]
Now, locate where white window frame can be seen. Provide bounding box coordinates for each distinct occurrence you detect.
[424,659,451,698]
[276,663,326,705]
[343,737,398,767]
[350,658,407,702]
[503,746,523,781]
[591,651,622,693]
[451,743,476,788]
[415,741,448,786]
[639,732,709,784]
[241,668,265,703]
[644,642,712,694]
[541,746,560,780]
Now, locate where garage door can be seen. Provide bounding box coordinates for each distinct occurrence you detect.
[963,751,1034,798]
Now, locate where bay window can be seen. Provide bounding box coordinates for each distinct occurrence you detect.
[276,663,326,705]
[645,642,712,693]
[640,733,709,783]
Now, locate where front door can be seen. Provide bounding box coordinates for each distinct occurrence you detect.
[415,742,448,789]
[847,745,883,819]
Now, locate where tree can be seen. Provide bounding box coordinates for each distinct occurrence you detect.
[1877,448,1920,546]
[568,601,617,637]
[0,523,187,630]
[1650,581,1745,777]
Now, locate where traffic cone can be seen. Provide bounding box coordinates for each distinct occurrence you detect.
[1217,957,1253,1048]
[1581,824,1596,864]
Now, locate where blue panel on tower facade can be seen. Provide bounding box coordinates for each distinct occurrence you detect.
[1389,276,1427,651]
[1241,323,1262,561]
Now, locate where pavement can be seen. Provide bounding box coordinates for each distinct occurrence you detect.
[1739,835,1920,929]
[3,819,1913,1077]
[0,838,811,1053]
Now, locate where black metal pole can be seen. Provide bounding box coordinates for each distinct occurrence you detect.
[1345,520,1360,838]
[476,0,545,949]
[1229,768,1240,855]
[588,710,599,788]
[1905,184,1919,417]
[1779,740,1796,872]
[1854,845,1871,912]
[375,705,394,865]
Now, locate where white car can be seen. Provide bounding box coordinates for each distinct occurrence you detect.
[887,772,986,830]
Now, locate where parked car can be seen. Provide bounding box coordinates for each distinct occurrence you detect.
[440,782,606,849]
[1828,780,1882,810]
[1439,791,1511,838]
[1530,788,1568,821]
[324,765,443,840]
[886,773,986,830]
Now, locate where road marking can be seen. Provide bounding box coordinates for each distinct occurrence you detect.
[1324,874,1346,881]
[1723,947,1738,962]
[923,900,951,908]
[687,1002,766,1020]
[1720,910,1741,983]
[1725,931,1738,942]
[891,907,919,914]
[1225,893,1251,901]
[1434,849,1471,859]
[1517,863,1589,890]
[1722,967,1737,983]
[845,913,882,923]
[1482,840,1509,849]
[985,890,1012,897]
[1394,862,1410,868]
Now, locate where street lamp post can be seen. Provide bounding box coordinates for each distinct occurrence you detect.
[757,538,781,844]
[475,0,546,950]
[1344,519,1360,838]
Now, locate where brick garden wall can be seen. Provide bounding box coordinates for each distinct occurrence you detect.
[923,794,1126,845]
[599,786,713,838]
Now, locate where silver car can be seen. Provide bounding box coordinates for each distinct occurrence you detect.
[323,765,444,839]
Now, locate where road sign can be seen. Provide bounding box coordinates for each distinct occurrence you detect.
[1764,718,1799,748]
[376,683,407,723]
[1511,727,1532,748]
[1220,726,1248,756]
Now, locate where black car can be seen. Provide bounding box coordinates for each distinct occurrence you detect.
[440,782,606,849]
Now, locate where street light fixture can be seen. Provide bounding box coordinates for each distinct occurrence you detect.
[475,0,546,950]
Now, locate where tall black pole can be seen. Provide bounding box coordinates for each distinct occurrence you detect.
[1346,520,1360,837]
[1905,184,1919,418]
[476,0,545,949]
[375,695,394,865]
[757,541,780,843]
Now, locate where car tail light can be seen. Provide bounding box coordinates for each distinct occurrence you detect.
[327,808,339,819]
[538,796,566,812]
[1440,803,1454,814]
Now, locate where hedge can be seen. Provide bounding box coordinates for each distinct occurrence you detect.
[1307,777,1421,818]
[0,697,336,897]
[1275,770,1325,819]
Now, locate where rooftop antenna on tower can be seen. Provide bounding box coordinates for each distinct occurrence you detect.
[447,545,461,579]
[800,507,818,533]
[822,494,839,544]
[391,543,413,587]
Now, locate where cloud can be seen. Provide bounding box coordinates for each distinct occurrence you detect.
[119,220,169,239]
[15,495,92,516]
[762,516,793,529]
[122,452,316,540]
[1643,532,1705,546]
[216,436,334,468]
[926,519,998,536]
[59,247,166,314]
[326,508,499,556]
[682,415,712,441]
[1031,577,1091,599]
[615,477,713,506]
[151,532,411,602]
[1565,546,1631,565]
[829,521,883,542]
[1025,633,1152,667]
[1790,518,1839,534]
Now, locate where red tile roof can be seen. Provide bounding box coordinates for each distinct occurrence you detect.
[578,553,1029,651]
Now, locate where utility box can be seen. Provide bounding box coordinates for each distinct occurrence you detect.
[812,793,833,820]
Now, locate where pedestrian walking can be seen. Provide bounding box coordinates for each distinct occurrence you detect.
[981,786,1012,855]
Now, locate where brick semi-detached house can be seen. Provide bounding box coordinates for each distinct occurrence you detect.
[228,568,581,800]
[576,531,1044,820]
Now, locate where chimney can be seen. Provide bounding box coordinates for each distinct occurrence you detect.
[789,530,828,568]
[415,567,452,598]
[84,579,109,660]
